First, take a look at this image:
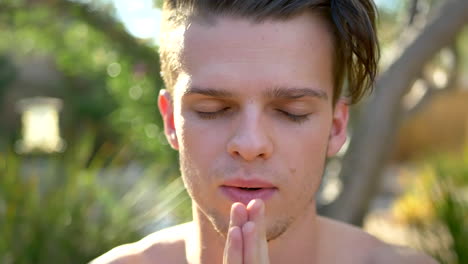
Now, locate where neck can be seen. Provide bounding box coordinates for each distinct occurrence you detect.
[186,201,319,264]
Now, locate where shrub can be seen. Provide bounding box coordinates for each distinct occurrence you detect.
[0,133,190,264]
[393,148,468,264]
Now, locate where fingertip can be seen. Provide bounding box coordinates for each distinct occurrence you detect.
[247,199,265,222]
[242,221,255,235]
[231,202,246,212]
[247,199,264,211]
[227,226,243,251]
[230,202,248,227]
[230,226,242,240]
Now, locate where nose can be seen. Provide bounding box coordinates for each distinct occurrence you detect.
[227,112,273,161]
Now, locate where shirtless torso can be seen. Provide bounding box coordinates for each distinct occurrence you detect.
[91,217,436,264]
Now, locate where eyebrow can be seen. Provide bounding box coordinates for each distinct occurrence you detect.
[183,86,328,100]
[265,86,328,100]
[183,87,234,98]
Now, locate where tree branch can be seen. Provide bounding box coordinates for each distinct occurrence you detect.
[403,44,460,118]
[320,0,468,225]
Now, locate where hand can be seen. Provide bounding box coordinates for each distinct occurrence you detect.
[223,199,270,264]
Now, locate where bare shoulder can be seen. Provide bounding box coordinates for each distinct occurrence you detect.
[317,217,438,264]
[317,216,382,262]
[89,222,192,264]
[369,243,439,264]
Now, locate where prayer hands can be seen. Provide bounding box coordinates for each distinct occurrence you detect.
[223,199,270,264]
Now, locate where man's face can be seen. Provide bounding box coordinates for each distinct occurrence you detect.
[159,12,348,241]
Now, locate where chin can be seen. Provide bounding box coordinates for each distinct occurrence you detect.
[265,215,294,242]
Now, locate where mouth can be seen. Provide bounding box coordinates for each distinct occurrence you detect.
[219,184,277,205]
[238,187,262,191]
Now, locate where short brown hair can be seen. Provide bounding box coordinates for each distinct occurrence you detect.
[159,0,379,105]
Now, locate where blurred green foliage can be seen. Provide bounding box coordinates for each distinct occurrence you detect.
[0,0,177,171]
[393,148,468,264]
[0,55,16,99]
[0,131,190,264]
[0,3,188,261]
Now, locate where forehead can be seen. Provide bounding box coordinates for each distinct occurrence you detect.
[174,13,334,99]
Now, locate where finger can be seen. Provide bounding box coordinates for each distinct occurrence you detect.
[229,202,248,228]
[242,221,257,264]
[223,226,243,264]
[242,221,269,264]
[244,200,270,264]
[247,199,266,237]
[250,200,269,260]
[223,203,248,264]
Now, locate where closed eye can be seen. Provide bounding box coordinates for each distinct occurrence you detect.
[196,107,230,119]
[276,109,310,123]
[195,108,310,123]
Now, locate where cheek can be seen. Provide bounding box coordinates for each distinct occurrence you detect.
[279,119,331,161]
[180,120,224,155]
[176,114,229,181]
[279,124,330,190]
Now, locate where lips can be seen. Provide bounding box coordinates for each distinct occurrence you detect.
[220,179,277,205]
[222,178,275,188]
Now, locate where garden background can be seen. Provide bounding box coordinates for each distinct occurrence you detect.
[0,0,467,263]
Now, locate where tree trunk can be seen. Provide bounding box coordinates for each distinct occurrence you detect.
[320,0,468,226]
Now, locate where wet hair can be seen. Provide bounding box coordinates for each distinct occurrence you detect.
[159,0,379,105]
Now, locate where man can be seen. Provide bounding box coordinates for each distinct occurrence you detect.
[93,0,437,263]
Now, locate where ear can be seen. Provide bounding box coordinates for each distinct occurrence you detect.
[158,89,179,150]
[327,100,349,157]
